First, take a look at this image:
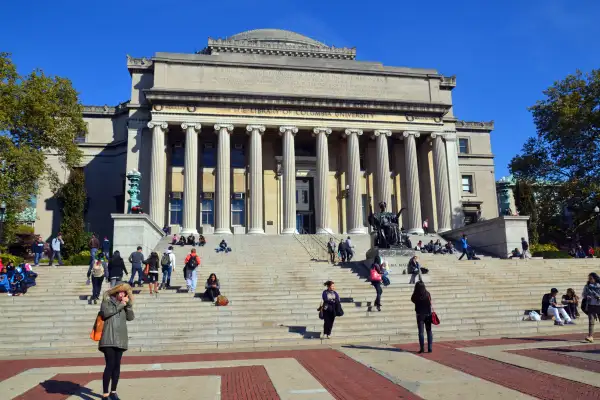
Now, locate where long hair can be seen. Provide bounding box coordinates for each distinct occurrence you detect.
[589,272,600,284]
[207,273,218,283]
[112,251,122,261]
[566,288,576,298]
[412,281,428,301]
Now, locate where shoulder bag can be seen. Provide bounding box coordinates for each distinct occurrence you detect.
[90,312,104,341]
[428,293,440,325]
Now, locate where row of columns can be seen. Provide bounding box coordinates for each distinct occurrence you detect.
[146,122,454,235]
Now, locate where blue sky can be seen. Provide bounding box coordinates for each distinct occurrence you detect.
[2,0,599,177]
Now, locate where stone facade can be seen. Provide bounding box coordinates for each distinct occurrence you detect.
[35,29,498,240]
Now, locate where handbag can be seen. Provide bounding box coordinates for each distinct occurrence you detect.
[370,268,382,282]
[335,300,344,317]
[429,294,440,325]
[318,302,324,320]
[582,298,589,315]
[216,295,229,306]
[90,312,104,341]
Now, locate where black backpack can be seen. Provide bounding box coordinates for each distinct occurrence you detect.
[186,255,198,270]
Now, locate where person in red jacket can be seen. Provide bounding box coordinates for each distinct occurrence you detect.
[183,249,201,294]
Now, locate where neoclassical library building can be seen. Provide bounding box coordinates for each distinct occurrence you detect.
[36,29,498,239]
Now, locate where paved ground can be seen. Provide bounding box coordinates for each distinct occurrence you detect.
[2,334,599,399]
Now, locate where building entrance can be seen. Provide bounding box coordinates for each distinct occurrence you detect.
[295,178,315,233]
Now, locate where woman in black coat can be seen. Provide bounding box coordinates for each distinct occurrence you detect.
[411,281,433,353]
[107,251,128,288]
[321,280,340,339]
[204,273,221,302]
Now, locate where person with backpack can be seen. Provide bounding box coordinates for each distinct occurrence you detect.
[87,255,105,304]
[49,233,64,266]
[370,257,384,312]
[143,252,160,297]
[159,246,176,290]
[184,248,201,294]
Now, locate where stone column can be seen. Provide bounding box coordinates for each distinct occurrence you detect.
[246,125,266,234]
[180,123,201,235]
[214,124,234,235]
[345,129,365,234]
[373,130,392,208]
[280,126,298,234]
[403,131,424,234]
[147,122,168,226]
[313,127,332,234]
[444,131,463,228]
[431,133,452,232]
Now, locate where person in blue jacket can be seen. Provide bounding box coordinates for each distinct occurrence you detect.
[0,267,10,293]
[458,234,470,260]
[31,236,45,266]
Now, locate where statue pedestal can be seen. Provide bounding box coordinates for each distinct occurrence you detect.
[365,243,431,284]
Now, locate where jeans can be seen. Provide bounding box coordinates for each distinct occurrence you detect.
[547,306,571,323]
[110,277,120,287]
[129,264,143,285]
[186,268,198,292]
[329,252,335,263]
[417,313,433,351]
[90,248,98,269]
[372,281,382,306]
[34,253,42,266]
[49,250,63,265]
[162,265,172,285]
[458,248,469,260]
[91,276,103,299]
[102,347,124,394]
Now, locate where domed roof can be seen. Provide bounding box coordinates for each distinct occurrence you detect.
[226,29,327,48]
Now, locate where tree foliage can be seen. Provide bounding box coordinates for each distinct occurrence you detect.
[510,69,600,244]
[57,168,87,257]
[0,52,84,243]
[514,180,539,244]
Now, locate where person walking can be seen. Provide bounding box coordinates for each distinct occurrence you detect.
[521,237,531,259]
[338,239,347,263]
[107,251,128,288]
[88,256,105,304]
[128,247,145,287]
[99,282,134,400]
[422,218,429,235]
[458,234,469,260]
[32,236,44,267]
[203,273,221,302]
[582,272,600,343]
[370,257,384,312]
[327,238,337,264]
[102,237,111,258]
[49,233,64,266]
[411,281,433,353]
[89,234,101,271]
[159,246,176,290]
[143,252,160,296]
[345,236,354,262]
[184,248,201,294]
[321,280,340,339]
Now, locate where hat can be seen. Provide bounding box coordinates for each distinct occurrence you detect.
[551,288,559,294]
[104,282,134,304]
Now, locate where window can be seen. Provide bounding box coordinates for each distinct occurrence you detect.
[459,138,469,154]
[171,144,184,167]
[231,198,245,226]
[202,143,216,168]
[201,198,214,225]
[231,144,245,168]
[462,175,474,193]
[169,194,183,225]
[302,190,308,204]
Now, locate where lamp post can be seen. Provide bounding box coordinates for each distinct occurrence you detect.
[594,206,600,249]
[0,202,6,246]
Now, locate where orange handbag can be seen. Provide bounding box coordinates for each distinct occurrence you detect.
[90,313,104,341]
[143,264,150,275]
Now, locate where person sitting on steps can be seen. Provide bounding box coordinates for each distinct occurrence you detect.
[177,235,186,247]
[171,234,178,245]
[542,288,575,326]
[510,248,523,259]
[204,273,221,302]
[562,288,579,319]
[187,234,195,246]
[216,239,231,253]
[198,235,206,247]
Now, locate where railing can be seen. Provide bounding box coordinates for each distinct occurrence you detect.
[293,229,329,261]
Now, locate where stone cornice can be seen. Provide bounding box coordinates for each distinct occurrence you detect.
[456,120,495,131]
[144,89,452,115]
[440,75,456,89]
[126,55,154,73]
[83,101,129,117]
[458,153,495,159]
[202,38,356,60]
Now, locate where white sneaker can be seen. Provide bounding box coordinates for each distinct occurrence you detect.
[566,320,576,325]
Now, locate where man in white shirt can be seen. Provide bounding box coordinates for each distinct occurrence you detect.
[49,233,64,266]
[160,246,177,289]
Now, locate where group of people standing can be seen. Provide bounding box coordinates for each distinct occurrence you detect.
[326,236,355,264]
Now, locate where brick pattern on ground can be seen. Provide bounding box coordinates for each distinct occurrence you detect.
[508,345,600,374]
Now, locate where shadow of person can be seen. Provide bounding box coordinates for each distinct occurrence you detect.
[40,379,102,399]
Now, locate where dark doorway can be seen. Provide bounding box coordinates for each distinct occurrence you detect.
[295,177,315,233]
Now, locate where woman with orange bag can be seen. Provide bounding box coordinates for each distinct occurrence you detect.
[98,282,134,400]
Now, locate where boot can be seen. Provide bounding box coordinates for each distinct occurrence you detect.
[167,278,171,288]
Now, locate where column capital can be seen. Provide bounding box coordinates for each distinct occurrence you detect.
[443,130,457,141]
[147,121,168,131]
[430,131,445,139]
[373,129,392,138]
[279,126,298,136]
[246,125,266,135]
[344,128,363,136]
[312,127,332,136]
[181,123,202,132]
[402,130,420,139]
[214,124,234,133]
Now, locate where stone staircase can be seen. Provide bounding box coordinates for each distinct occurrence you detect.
[0,234,596,357]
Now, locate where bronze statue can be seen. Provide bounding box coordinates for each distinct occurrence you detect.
[368,202,405,248]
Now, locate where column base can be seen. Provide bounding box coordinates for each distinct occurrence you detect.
[347,227,367,235]
[180,228,199,236]
[407,228,425,235]
[281,228,296,235]
[316,227,333,234]
[214,228,232,235]
[247,228,265,234]
[437,227,451,234]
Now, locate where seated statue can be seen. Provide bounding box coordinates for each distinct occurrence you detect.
[368,202,405,248]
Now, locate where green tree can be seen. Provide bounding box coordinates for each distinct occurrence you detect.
[57,169,87,257]
[510,69,600,244]
[513,180,539,244]
[0,53,84,244]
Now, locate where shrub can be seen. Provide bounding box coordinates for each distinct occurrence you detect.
[530,243,559,253]
[0,253,24,265]
[68,250,91,266]
[57,168,88,257]
[15,225,34,235]
[532,250,571,259]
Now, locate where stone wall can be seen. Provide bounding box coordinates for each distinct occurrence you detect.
[112,213,165,259]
